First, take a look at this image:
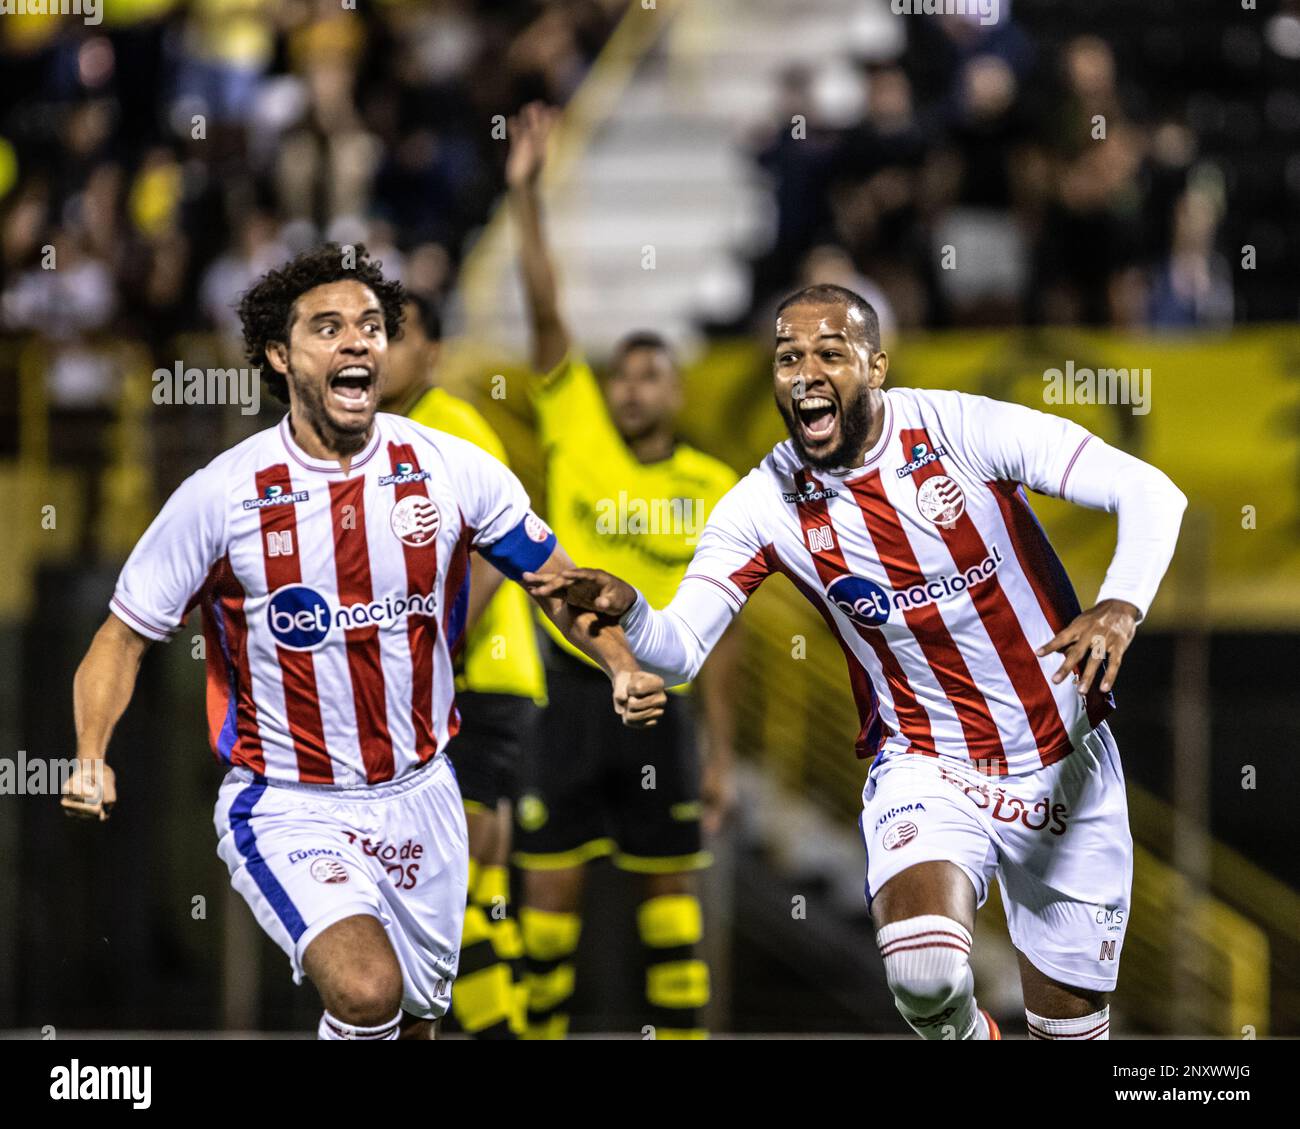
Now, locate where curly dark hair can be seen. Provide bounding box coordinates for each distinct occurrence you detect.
[237,242,407,404]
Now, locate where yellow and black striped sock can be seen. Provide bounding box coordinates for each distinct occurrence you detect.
[450,858,517,1039]
[639,894,709,1039]
[520,907,581,1040]
[476,863,527,1037]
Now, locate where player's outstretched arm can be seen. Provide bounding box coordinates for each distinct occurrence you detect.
[523,565,739,686]
[65,614,151,821]
[506,101,570,373]
[523,547,667,727]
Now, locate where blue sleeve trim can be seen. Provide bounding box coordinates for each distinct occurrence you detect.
[479,515,557,582]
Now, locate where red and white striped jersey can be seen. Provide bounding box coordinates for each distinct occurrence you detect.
[679,387,1116,776]
[112,413,556,787]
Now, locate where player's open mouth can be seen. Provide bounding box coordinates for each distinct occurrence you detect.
[796,396,838,444]
[328,366,374,413]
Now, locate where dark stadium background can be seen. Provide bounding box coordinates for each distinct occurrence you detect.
[1,0,1297,1037]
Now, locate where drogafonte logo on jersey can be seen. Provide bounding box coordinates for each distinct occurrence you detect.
[826,575,892,627]
[379,461,432,486]
[266,584,439,651]
[896,442,949,479]
[782,480,840,503]
[916,475,965,527]
[242,484,310,510]
[390,495,441,547]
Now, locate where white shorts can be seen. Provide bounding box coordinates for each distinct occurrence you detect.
[859,722,1132,993]
[214,754,469,1020]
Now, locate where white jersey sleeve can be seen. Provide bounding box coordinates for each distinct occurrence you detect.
[111,466,228,641]
[942,391,1098,498]
[425,431,557,581]
[947,392,1186,621]
[620,475,768,684]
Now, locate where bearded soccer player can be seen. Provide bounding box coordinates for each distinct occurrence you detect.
[62,244,666,1041]
[507,102,739,1039]
[528,283,1186,1041]
[382,293,543,1038]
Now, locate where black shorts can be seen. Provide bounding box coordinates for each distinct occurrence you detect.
[513,649,709,873]
[443,691,539,812]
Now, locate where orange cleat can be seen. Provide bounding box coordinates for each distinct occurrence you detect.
[981,1009,1001,1040]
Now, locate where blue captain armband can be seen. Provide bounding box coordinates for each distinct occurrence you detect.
[479,511,557,581]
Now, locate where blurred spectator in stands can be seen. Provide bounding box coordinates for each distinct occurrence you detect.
[276,5,379,231]
[173,0,276,128]
[201,208,287,348]
[751,66,842,311]
[1148,171,1234,329]
[1028,37,1146,326]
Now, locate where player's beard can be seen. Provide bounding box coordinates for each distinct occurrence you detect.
[287,363,374,456]
[778,382,876,471]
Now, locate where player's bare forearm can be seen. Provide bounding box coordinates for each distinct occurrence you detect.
[506,102,569,372]
[66,615,148,820]
[538,600,666,726]
[535,592,634,679]
[74,614,151,762]
[510,186,569,371]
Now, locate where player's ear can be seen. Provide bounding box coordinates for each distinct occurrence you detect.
[868,348,889,389]
[266,339,290,375]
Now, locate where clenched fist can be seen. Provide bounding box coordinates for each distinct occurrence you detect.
[612,669,667,728]
[61,759,117,822]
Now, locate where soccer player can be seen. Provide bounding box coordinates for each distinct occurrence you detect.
[61,244,667,1041]
[527,284,1187,1041]
[506,103,739,1039]
[381,293,543,1038]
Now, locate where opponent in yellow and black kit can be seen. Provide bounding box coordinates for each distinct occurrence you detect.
[388,294,547,1039]
[516,351,734,871]
[506,100,739,1039]
[514,351,737,1039]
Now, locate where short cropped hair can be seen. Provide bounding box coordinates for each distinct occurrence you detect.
[776,284,881,351]
[611,330,677,373]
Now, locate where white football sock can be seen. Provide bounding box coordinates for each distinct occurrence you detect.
[1025,1006,1110,1040]
[876,915,984,1040]
[317,1009,402,1040]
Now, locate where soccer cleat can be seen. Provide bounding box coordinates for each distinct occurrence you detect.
[981,1009,1001,1040]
